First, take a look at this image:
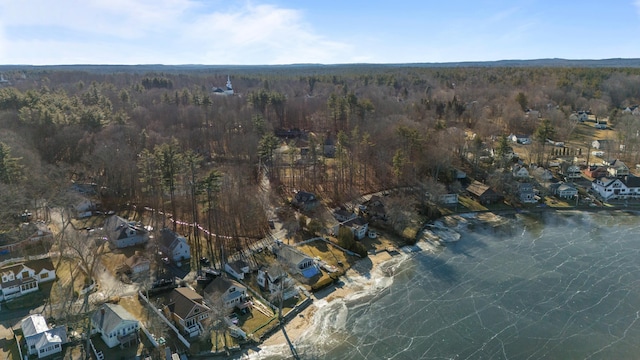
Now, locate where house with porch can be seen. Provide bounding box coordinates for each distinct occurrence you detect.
[551,182,578,199]
[104,215,149,249]
[204,276,251,310]
[21,314,67,359]
[91,303,139,348]
[0,258,55,301]
[563,165,582,180]
[158,229,191,263]
[163,287,211,337]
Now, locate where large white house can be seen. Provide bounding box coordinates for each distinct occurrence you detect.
[0,258,55,301]
[158,229,191,263]
[592,176,640,200]
[91,303,140,348]
[21,315,67,358]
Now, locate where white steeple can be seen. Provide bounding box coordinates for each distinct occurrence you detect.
[226,75,232,91]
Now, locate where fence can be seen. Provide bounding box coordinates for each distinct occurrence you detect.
[137,291,191,349]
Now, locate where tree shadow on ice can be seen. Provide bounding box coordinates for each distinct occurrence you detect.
[414,252,459,284]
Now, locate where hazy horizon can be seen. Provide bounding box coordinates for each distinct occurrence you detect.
[1,1,639,66]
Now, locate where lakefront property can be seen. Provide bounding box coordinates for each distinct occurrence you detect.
[3,63,640,359]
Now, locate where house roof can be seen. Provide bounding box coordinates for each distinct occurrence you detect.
[608,159,628,170]
[167,287,209,320]
[333,209,354,219]
[624,176,640,188]
[159,228,185,250]
[22,315,66,349]
[26,257,54,274]
[466,181,496,197]
[204,276,246,303]
[21,315,49,337]
[92,303,138,335]
[226,259,248,274]
[557,183,577,192]
[104,215,148,242]
[1,263,24,277]
[343,217,368,229]
[294,191,317,203]
[277,245,313,268]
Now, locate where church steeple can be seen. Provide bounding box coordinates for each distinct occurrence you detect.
[226,75,232,91]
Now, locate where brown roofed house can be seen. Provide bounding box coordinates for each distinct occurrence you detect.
[163,287,211,338]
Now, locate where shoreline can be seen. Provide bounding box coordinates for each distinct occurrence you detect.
[244,250,395,357]
[241,207,639,358]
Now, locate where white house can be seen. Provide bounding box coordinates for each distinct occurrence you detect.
[21,315,67,358]
[91,303,140,348]
[333,217,369,240]
[224,260,250,281]
[104,215,149,249]
[158,229,191,263]
[0,258,55,301]
[592,176,640,200]
[256,266,298,301]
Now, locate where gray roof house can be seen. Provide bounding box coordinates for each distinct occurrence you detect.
[104,215,149,249]
[21,314,67,358]
[204,276,250,310]
[275,245,317,277]
[158,229,191,263]
[91,303,139,349]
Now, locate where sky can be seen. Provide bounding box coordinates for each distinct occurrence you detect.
[0,0,639,65]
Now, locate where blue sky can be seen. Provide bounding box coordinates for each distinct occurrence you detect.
[0,0,639,65]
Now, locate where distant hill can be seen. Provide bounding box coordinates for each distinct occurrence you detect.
[1,58,640,74]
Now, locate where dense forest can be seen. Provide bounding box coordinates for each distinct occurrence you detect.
[1,64,640,256]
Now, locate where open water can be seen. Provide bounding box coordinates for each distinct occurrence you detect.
[253,211,640,359]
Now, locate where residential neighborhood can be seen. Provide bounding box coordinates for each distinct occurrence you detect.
[2,64,640,360]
